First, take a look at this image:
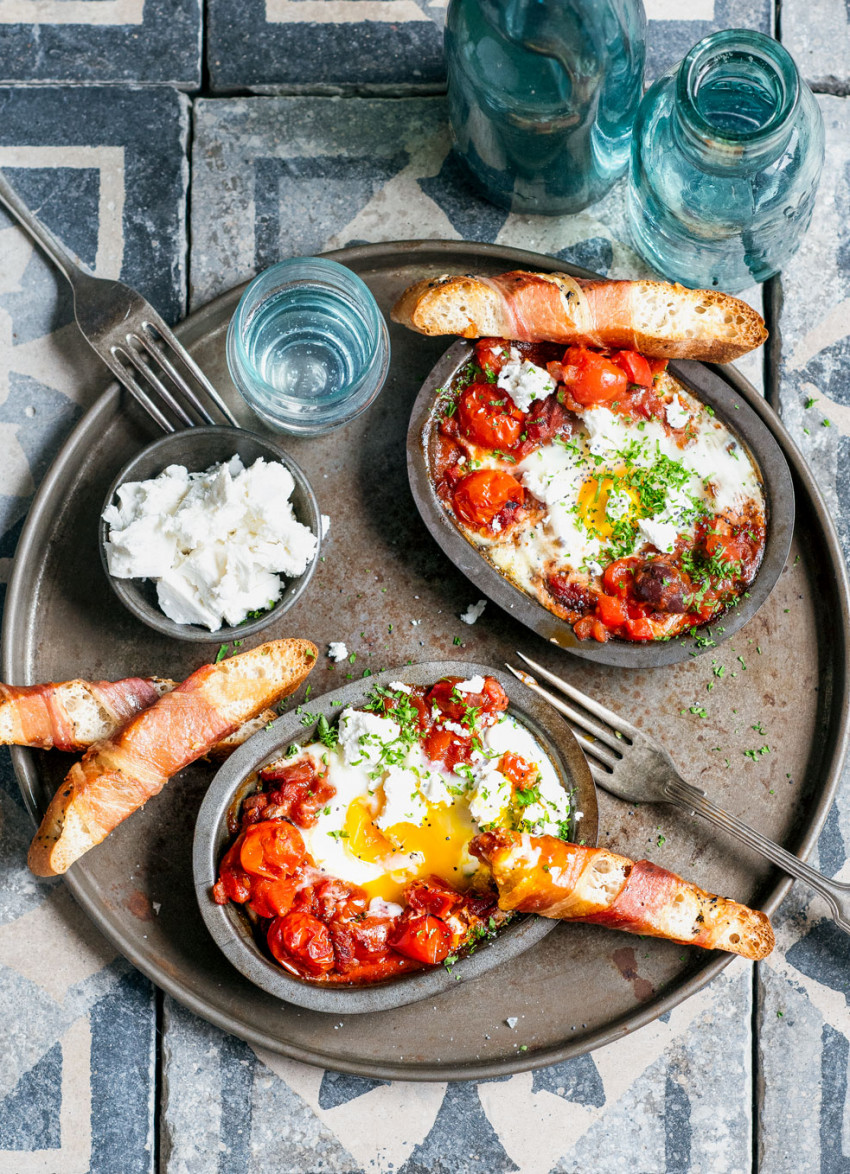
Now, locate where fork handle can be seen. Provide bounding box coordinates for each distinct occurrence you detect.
[0,169,88,285]
[666,777,850,934]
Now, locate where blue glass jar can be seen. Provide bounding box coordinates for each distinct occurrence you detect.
[628,29,824,292]
[446,0,646,215]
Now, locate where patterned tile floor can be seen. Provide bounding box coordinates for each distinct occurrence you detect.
[0,3,849,1171]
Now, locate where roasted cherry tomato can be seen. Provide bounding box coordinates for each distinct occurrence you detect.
[559,346,628,406]
[452,469,524,528]
[595,593,629,628]
[427,675,509,723]
[331,917,397,972]
[215,834,251,903]
[573,615,611,642]
[260,758,337,828]
[474,337,510,378]
[389,911,453,966]
[624,615,655,640]
[240,819,306,880]
[649,358,669,377]
[314,878,369,923]
[498,751,539,790]
[602,558,640,598]
[249,876,298,919]
[267,910,335,975]
[406,876,462,920]
[423,724,470,769]
[458,383,525,450]
[611,350,653,388]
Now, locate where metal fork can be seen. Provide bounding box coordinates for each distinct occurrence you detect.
[507,651,850,935]
[0,170,238,433]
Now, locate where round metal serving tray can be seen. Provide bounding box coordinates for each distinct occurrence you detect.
[408,341,795,668]
[4,240,849,1081]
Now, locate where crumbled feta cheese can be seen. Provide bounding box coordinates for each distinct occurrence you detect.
[460,600,487,625]
[665,396,691,430]
[637,517,678,553]
[368,897,404,918]
[440,719,467,736]
[582,406,630,456]
[102,457,317,631]
[388,681,412,693]
[456,675,486,695]
[376,766,428,829]
[497,352,556,413]
[468,768,512,827]
[506,1017,518,1029]
[321,514,331,538]
[418,770,455,806]
[328,642,349,662]
[338,707,400,765]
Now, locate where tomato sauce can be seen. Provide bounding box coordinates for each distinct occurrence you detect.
[213,676,509,984]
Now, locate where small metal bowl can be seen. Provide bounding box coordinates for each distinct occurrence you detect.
[193,661,597,1014]
[99,425,321,643]
[407,341,795,669]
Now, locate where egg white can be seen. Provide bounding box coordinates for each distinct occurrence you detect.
[272,702,574,904]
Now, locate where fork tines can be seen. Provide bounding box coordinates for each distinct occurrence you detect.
[505,654,631,782]
[109,316,238,433]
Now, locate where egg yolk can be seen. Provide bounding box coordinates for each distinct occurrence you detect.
[343,795,478,904]
[577,470,641,540]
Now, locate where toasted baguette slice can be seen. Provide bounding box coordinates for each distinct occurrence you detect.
[391,270,767,362]
[0,678,277,758]
[471,830,774,960]
[28,638,317,877]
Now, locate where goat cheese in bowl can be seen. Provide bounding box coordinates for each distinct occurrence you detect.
[99,426,321,641]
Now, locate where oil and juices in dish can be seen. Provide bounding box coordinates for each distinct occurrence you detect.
[226,256,390,435]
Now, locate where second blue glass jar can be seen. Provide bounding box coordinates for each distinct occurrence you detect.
[628,30,824,292]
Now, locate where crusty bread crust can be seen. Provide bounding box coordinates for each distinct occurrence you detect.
[391,270,767,362]
[471,831,774,961]
[27,639,317,877]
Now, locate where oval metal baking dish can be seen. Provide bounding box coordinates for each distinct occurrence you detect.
[193,660,597,1014]
[407,340,795,669]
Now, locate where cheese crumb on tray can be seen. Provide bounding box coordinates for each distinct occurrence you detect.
[102,456,318,631]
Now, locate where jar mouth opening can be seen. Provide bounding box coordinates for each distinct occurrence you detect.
[677,29,799,147]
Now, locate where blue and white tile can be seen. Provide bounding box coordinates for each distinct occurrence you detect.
[0,85,189,610]
[206,0,772,92]
[0,83,189,1171]
[160,962,752,1173]
[190,93,764,393]
[757,92,850,1172]
[0,755,157,1173]
[0,0,201,87]
[782,0,850,91]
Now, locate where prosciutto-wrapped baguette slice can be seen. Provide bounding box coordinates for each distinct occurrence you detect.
[0,677,275,757]
[471,830,774,960]
[391,270,767,362]
[0,678,171,751]
[28,638,317,877]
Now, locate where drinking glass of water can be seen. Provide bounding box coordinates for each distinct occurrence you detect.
[226,257,390,435]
